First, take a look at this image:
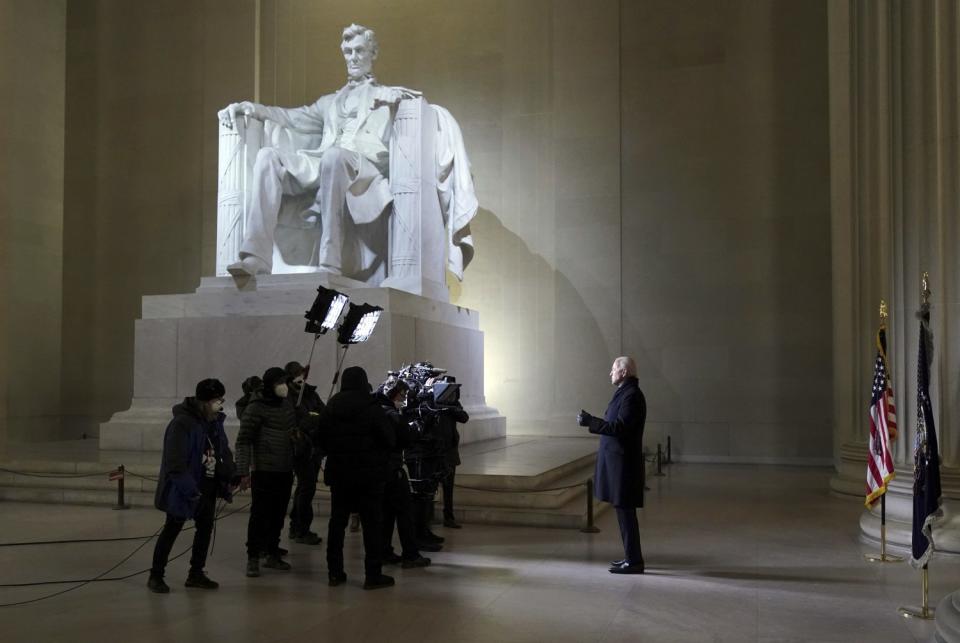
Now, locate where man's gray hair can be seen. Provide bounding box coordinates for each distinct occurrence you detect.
[342,23,378,57]
[614,356,637,377]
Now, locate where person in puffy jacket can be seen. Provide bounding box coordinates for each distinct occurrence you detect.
[148,379,237,594]
[235,366,297,578]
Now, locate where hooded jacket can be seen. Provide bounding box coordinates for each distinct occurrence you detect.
[154,397,236,520]
[319,367,395,488]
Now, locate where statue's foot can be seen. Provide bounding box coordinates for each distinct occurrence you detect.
[227,256,270,277]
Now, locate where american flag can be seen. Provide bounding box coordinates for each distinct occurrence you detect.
[865,327,897,507]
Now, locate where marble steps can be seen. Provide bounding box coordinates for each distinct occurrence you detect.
[0,446,603,529]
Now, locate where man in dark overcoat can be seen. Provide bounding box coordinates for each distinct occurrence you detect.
[578,356,646,574]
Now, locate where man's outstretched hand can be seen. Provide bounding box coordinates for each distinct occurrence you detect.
[577,410,593,427]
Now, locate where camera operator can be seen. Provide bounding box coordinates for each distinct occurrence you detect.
[236,367,296,578]
[437,375,469,529]
[285,361,325,546]
[319,366,396,590]
[148,379,237,594]
[377,378,434,566]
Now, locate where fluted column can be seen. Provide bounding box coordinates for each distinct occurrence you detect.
[828,0,960,555]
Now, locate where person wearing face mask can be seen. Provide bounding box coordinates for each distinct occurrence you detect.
[148,379,238,594]
[236,367,297,578]
[285,361,325,545]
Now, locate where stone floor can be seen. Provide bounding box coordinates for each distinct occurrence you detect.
[0,463,952,642]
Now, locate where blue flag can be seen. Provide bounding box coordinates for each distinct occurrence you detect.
[911,303,942,568]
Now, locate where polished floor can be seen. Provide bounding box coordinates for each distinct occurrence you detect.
[0,463,950,642]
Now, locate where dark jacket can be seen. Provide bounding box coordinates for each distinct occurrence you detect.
[235,393,296,476]
[236,391,257,420]
[320,389,395,489]
[438,404,469,467]
[154,397,236,520]
[290,383,325,461]
[588,377,646,508]
[377,393,418,471]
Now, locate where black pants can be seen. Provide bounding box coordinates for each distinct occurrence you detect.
[246,470,293,558]
[382,468,420,559]
[413,494,436,539]
[615,506,644,565]
[289,457,320,535]
[327,484,383,578]
[442,466,456,520]
[151,479,217,576]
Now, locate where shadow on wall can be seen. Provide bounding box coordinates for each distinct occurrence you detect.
[453,207,673,440]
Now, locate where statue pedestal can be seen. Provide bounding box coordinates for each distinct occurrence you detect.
[100,273,505,451]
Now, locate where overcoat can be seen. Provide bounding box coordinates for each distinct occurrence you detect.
[588,376,646,508]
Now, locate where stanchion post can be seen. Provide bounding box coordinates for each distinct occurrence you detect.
[653,443,666,477]
[580,479,600,533]
[666,435,672,464]
[112,464,130,510]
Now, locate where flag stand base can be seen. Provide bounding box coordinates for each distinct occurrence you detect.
[898,605,935,620]
[899,566,935,620]
[863,519,903,563]
[864,553,904,563]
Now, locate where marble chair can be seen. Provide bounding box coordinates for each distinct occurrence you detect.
[215,97,448,299]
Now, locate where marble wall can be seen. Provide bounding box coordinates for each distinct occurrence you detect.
[253,1,832,463]
[55,0,833,463]
[60,0,257,438]
[0,0,67,445]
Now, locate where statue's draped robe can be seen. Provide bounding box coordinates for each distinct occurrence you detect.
[248,77,477,279]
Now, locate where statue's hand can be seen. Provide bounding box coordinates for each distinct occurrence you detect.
[217,101,258,129]
[374,86,421,106]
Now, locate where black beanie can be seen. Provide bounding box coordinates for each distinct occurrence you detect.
[340,366,369,393]
[284,361,306,378]
[196,378,225,402]
[241,376,263,396]
[262,367,288,392]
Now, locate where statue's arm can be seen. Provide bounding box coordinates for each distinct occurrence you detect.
[217,97,328,134]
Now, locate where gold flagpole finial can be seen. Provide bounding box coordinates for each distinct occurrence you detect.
[879,300,888,325]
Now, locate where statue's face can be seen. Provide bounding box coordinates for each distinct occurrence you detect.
[341,35,375,80]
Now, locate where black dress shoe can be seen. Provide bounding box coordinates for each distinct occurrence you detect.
[383,552,403,565]
[443,518,462,529]
[418,541,443,552]
[363,574,395,590]
[184,572,219,589]
[401,556,431,569]
[421,531,445,544]
[328,572,347,587]
[609,561,645,574]
[147,575,170,594]
[610,559,626,567]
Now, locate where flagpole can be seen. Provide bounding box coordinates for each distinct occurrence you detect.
[898,273,938,620]
[899,565,935,620]
[864,300,903,564]
[864,493,903,563]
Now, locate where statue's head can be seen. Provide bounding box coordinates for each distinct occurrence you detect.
[341,24,378,81]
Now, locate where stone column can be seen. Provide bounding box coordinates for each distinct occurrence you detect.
[828,0,960,559]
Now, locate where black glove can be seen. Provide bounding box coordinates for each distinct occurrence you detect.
[577,410,593,427]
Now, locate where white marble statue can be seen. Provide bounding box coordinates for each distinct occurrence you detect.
[216,23,476,294]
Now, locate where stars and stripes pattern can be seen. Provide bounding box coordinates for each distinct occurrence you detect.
[911,305,942,568]
[865,327,897,508]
